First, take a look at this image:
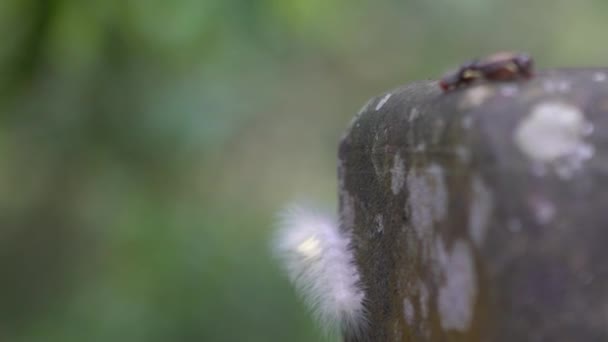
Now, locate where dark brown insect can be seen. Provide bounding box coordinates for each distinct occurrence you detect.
[439,52,534,92]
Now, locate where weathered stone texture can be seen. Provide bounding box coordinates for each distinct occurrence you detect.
[339,70,608,341]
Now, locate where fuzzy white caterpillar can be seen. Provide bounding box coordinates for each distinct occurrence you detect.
[273,204,366,337]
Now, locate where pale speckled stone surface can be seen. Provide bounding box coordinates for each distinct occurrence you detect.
[339,69,608,342]
[437,239,477,331]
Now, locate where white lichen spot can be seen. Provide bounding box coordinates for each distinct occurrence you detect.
[438,240,477,332]
[371,127,390,179]
[407,164,448,239]
[407,170,433,239]
[375,214,385,234]
[403,298,415,326]
[460,85,494,109]
[500,84,519,97]
[468,176,494,248]
[516,102,586,161]
[415,143,426,152]
[578,143,595,159]
[555,143,594,179]
[593,72,607,82]
[390,153,406,195]
[409,107,420,122]
[515,102,594,178]
[427,164,448,222]
[375,93,392,111]
[432,236,450,281]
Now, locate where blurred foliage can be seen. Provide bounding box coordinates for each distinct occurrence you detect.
[0,0,607,341]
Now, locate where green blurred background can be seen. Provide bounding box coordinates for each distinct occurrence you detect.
[1,0,607,341]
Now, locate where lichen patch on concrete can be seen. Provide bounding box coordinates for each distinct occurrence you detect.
[409,107,420,122]
[390,153,406,195]
[403,298,415,326]
[375,93,392,111]
[407,164,448,239]
[515,101,594,178]
[468,175,494,248]
[371,127,390,179]
[437,239,477,332]
[375,214,385,234]
[407,169,434,239]
[432,236,450,283]
[427,164,448,222]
